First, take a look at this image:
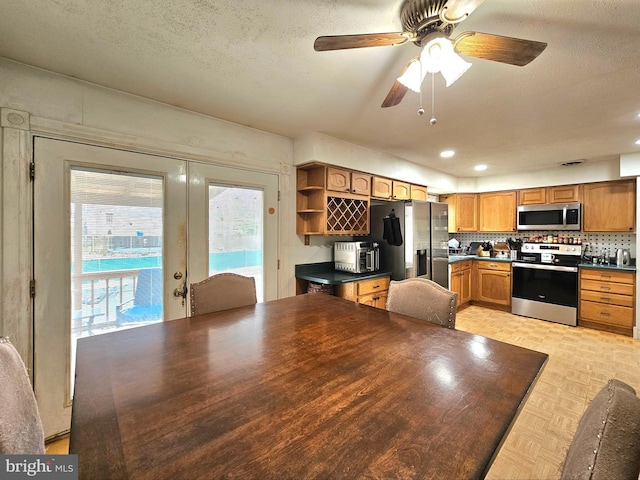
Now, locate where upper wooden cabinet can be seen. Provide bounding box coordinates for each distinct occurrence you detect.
[582,179,636,232]
[479,191,517,232]
[297,164,370,236]
[326,167,371,197]
[371,177,411,200]
[441,193,478,232]
[549,184,581,203]
[410,185,428,201]
[518,188,546,205]
[518,184,581,205]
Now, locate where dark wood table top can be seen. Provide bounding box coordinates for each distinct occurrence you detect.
[70,294,547,480]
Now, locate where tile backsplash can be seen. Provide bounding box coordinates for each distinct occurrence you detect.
[450,231,636,258]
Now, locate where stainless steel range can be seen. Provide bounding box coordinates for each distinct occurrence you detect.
[512,243,582,326]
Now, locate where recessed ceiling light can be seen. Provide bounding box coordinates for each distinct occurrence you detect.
[636,139,640,145]
[474,165,487,171]
[440,150,455,158]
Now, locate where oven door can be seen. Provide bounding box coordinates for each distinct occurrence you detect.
[512,263,578,307]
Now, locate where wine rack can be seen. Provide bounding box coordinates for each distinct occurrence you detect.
[326,196,369,235]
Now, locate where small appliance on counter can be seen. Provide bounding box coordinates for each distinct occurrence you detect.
[334,241,380,274]
[493,242,510,258]
[616,248,631,267]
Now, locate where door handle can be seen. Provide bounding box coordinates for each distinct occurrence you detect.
[174,280,188,306]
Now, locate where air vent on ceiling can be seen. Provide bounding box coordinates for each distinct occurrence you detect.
[560,160,584,167]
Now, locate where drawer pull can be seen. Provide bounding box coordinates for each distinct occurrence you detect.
[489,263,497,267]
[600,297,611,302]
[372,285,380,289]
[599,286,611,291]
[600,274,612,279]
[600,311,611,316]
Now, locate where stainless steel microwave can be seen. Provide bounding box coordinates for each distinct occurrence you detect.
[334,241,380,273]
[517,203,581,231]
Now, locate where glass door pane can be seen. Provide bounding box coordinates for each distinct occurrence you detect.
[187,161,278,305]
[71,168,164,340]
[208,184,264,301]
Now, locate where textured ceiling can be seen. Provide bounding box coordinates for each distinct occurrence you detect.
[1,0,639,177]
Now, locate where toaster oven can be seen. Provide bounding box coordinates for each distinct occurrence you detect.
[334,241,380,274]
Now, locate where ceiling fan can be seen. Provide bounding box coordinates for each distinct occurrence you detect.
[314,0,547,108]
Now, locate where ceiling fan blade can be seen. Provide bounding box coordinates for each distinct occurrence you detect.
[453,31,547,66]
[314,33,410,51]
[442,0,485,24]
[381,59,414,108]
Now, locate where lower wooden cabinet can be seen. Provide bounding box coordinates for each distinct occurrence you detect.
[473,261,512,309]
[579,268,636,336]
[450,261,472,307]
[335,276,390,310]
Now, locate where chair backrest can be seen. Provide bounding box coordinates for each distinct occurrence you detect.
[134,268,163,306]
[561,379,640,480]
[385,277,457,328]
[190,273,257,316]
[0,337,45,454]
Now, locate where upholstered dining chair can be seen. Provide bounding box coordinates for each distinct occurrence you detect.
[560,378,640,480]
[0,337,45,454]
[385,277,457,328]
[190,273,257,316]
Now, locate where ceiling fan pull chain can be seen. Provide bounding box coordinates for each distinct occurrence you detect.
[417,60,425,116]
[430,72,437,125]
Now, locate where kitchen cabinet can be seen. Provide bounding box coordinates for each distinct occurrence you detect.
[410,184,428,201]
[441,193,478,232]
[478,191,517,232]
[450,260,472,307]
[579,268,635,337]
[372,177,411,200]
[296,163,370,236]
[518,188,547,205]
[518,184,581,205]
[582,179,636,232]
[326,166,371,196]
[473,261,511,309]
[335,276,390,309]
[549,184,581,203]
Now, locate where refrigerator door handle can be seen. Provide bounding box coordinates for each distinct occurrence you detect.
[416,249,428,277]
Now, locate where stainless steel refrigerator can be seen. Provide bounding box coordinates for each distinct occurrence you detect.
[366,200,449,287]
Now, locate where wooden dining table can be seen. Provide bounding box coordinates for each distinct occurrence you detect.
[70,293,547,480]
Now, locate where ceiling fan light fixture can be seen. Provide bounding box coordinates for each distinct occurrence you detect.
[397,58,423,93]
[420,37,472,87]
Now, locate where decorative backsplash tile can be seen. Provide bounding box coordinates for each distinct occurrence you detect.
[450,231,636,258]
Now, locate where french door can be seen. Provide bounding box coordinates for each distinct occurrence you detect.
[33,138,278,438]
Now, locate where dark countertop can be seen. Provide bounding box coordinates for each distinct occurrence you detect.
[450,256,638,272]
[579,262,636,272]
[295,262,392,285]
[449,255,513,264]
[296,259,637,285]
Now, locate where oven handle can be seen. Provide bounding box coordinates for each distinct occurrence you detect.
[512,262,578,273]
